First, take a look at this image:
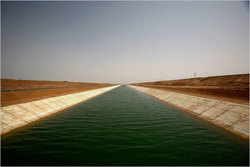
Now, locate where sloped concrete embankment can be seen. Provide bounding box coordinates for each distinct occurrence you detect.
[129,85,249,139]
[1,85,120,134]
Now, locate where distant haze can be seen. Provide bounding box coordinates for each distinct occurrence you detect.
[1,1,249,84]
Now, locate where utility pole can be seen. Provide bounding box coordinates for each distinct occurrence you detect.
[194,72,196,78]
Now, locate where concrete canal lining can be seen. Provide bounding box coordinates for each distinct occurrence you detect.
[129,85,249,139]
[1,85,120,134]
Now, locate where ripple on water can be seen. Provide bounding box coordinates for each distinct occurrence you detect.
[1,85,249,166]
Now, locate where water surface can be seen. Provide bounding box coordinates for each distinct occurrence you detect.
[2,85,249,165]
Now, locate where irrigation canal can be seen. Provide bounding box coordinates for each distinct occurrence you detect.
[1,85,249,166]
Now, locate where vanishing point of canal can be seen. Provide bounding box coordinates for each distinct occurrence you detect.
[1,85,249,166]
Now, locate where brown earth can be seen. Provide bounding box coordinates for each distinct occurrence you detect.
[1,79,114,91]
[1,79,115,107]
[132,74,249,105]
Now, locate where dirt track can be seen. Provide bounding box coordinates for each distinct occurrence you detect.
[133,74,249,105]
[1,79,115,107]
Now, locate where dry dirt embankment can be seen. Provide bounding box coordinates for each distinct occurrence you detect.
[1,79,115,107]
[132,74,249,105]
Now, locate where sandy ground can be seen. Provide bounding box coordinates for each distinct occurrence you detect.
[1,79,115,107]
[1,74,249,106]
[133,74,249,106]
[1,79,114,91]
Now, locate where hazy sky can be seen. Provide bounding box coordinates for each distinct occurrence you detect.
[1,1,249,84]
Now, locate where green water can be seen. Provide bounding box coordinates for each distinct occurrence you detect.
[1,85,249,166]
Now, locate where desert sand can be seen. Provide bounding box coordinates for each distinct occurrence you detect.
[1,79,115,107]
[132,74,249,105]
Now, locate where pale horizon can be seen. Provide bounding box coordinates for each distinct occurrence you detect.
[2,1,249,84]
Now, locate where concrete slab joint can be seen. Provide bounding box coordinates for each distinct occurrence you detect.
[129,85,249,139]
[1,85,120,134]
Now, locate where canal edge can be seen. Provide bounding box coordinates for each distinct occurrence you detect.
[1,85,120,135]
[128,85,249,140]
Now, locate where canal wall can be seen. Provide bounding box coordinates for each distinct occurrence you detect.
[1,85,120,134]
[129,85,249,139]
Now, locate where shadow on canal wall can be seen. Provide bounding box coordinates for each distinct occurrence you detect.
[129,85,249,139]
[1,85,120,134]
